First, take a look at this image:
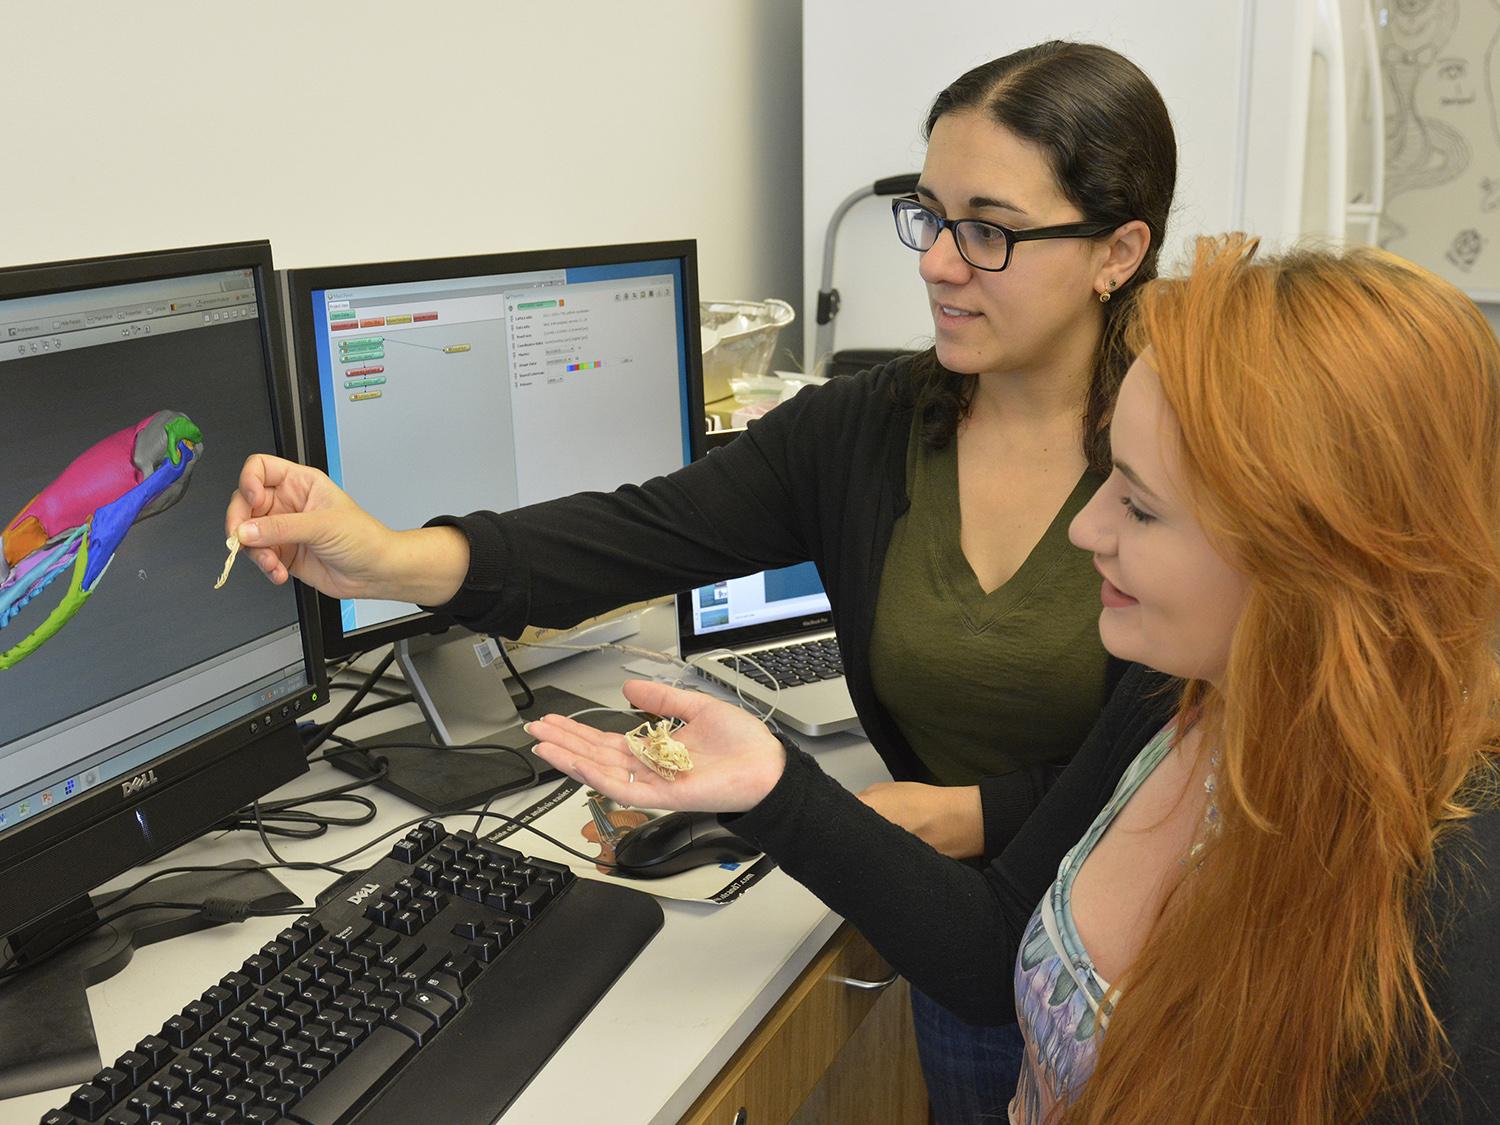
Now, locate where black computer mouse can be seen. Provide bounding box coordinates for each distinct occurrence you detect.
[610,810,761,878]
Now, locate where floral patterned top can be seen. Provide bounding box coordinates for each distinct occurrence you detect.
[1009,722,1177,1124]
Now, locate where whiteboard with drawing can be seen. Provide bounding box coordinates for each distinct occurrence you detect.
[1378,0,1500,300]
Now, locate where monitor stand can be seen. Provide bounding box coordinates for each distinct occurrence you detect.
[329,630,606,812]
[0,862,298,1099]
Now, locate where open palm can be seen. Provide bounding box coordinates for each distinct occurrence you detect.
[527,680,787,814]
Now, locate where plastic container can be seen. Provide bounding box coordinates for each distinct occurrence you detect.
[699,298,795,407]
[725,371,830,429]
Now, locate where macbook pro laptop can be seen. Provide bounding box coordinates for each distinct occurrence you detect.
[676,561,860,737]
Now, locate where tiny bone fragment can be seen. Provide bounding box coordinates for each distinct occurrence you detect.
[214,533,241,590]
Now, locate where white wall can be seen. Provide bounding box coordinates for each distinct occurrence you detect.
[0,1,803,358]
[802,0,1256,366]
[802,2,1500,363]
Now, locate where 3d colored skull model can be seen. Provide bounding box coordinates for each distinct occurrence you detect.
[1,410,203,669]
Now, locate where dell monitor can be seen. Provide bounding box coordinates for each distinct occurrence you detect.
[0,241,326,1095]
[285,241,703,808]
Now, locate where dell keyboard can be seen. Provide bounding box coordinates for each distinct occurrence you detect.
[725,637,844,690]
[41,819,663,1125]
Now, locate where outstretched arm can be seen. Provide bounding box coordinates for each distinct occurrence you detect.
[227,454,470,605]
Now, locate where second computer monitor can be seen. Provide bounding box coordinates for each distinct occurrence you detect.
[287,241,704,657]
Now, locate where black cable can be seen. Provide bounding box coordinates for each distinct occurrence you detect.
[4,696,698,987]
[474,787,500,836]
[306,740,388,769]
[309,734,389,775]
[308,735,541,844]
[260,744,699,876]
[0,766,464,983]
[324,651,409,709]
[234,777,383,820]
[313,638,532,761]
[209,751,387,840]
[495,638,535,710]
[326,682,409,701]
[346,738,536,767]
[318,733,370,755]
[487,807,709,875]
[250,798,349,879]
[302,649,397,755]
[339,695,415,724]
[0,902,203,981]
[238,795,657,881]
[298,794,688,876]
[321,649,372,682]
[216,795,379,841]
[1,793,704,987]
[0,898,309,983]
[475,808,636,868]
[91,864,277,913]
[2,849,351,980]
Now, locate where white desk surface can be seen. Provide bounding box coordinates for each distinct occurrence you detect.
[7,607,891,1124]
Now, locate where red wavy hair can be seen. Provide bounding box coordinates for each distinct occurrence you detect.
[1065,236,1500,1123]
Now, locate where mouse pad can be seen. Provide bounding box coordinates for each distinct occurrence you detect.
[484,776,778,904]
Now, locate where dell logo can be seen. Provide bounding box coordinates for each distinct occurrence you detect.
[347,882,382,905]
[120,770,159,798]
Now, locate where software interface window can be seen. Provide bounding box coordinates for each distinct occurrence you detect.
[0,270,310,829]
[693,561,829,635]
[310,260,691,635]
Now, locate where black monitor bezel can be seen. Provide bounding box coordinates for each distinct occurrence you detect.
[285,239,706,658]
[0,241,326,940]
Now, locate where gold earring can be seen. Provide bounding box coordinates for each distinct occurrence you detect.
[1098,289,1111,303]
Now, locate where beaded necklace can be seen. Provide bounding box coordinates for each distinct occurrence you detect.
[1182,746,1222,869]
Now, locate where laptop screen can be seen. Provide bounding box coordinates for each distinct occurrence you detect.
[687,561,830,638]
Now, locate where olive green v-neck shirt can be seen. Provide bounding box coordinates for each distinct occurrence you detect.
[867,421,1110,785]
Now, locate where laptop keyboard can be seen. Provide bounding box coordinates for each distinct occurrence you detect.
[715,637,844,690]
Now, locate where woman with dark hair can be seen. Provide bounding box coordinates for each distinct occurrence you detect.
[226,42,1179,1120]
[528,236,1500,1122]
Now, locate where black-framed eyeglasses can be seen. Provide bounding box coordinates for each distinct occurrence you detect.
[891,196,1117,273]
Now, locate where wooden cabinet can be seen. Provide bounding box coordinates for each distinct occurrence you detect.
[681,924,929,1125]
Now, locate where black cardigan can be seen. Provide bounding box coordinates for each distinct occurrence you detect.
[426,358,1123,857]
[725,664,1500,1123]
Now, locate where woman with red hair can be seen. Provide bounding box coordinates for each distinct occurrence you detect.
[530,235,1500,1122]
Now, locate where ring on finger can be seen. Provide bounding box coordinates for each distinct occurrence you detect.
[628,771,636,784]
